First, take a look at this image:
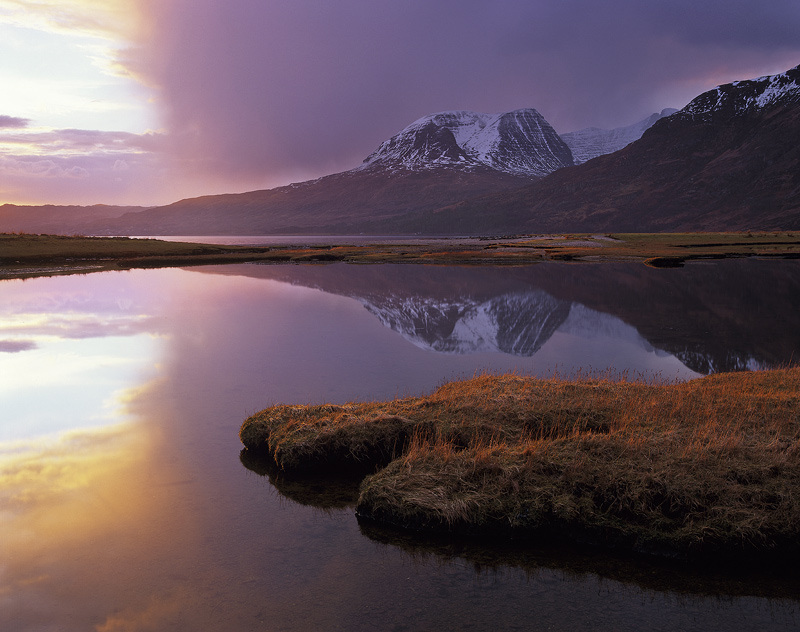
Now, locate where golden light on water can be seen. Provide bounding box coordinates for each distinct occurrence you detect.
[0,420,151,549]
[0,377,209,630]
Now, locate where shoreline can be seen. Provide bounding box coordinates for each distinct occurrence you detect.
[240,369,800,561]
[2,231,800,279]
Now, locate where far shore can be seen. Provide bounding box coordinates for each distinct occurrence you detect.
[1,231,800,279]
[240,368,800,561]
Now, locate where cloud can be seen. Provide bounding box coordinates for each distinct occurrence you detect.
[0,157,90,178]
[0,308,164,341]
[127,0,800,190]
[0,116,29,129]
[0,128,166,153]
[0,127,174,204]
[0,0,140,41]
[0,340,37,353]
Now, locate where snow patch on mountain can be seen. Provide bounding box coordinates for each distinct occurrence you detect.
[681,65,800,119]
[360,108,574,178]
[560,109,678,164]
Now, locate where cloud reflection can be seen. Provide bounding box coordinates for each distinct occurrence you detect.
[0,272,170,442]
[0,407,205,632]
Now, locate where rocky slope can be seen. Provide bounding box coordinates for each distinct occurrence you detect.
[95,166,529,235]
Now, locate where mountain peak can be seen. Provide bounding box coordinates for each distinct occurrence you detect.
[361,108,573,177]
[679,65,800,120]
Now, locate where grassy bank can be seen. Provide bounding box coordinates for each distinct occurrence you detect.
[2,232,800,279]
[240,369,800,559]
[0,233,289,278]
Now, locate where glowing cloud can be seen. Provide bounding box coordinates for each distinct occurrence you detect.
[0,0,141,41]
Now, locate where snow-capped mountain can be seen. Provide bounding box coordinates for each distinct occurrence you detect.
[360,108,574,177]
[679,65,800,120]
[560,108,677,164]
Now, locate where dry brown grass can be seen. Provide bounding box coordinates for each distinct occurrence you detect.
[5,232,800,279]
[241,369,800,557]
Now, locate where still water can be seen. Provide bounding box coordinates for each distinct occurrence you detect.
[1,260,799,631]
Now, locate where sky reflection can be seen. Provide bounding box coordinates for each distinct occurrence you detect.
[0,272,167,442]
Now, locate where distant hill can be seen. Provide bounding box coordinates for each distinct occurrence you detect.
[0,204,147,235]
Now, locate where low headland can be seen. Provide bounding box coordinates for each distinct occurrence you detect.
[2,231,800,279]
[240,368,800,561]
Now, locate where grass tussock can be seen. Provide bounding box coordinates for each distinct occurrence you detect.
[241,369,800,556]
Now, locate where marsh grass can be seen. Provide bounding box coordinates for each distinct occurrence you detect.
[4,232,800,279]
[241,369,800,557]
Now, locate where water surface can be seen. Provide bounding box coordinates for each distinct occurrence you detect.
[1,260,799,631]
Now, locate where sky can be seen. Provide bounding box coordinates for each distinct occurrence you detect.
[1,0,799,207]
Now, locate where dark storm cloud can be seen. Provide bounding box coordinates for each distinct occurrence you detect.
[136,0,800,188]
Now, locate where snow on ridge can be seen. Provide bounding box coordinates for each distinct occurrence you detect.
[681,66,800,118]
[749,69,800,108]
[416,111,494,146]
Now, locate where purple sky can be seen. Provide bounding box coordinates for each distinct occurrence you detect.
[140,0,800,194]
[3,0,800,205]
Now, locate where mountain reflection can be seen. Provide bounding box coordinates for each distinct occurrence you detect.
[202,258,800,373]
[363,289,573,355]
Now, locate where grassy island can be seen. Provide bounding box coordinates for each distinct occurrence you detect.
[240,368,800,559]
